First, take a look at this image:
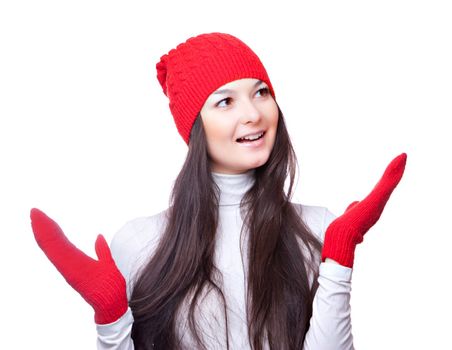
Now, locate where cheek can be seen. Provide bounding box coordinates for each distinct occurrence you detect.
[267,103,279,130]
[266,105,279,146]
[203,117,235,143]
[271,111,278,127]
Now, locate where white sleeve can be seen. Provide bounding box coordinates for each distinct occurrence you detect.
[303,207,355,350]
[96,308,135,350]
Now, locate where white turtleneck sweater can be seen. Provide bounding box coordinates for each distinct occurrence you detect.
[97,170,354,349]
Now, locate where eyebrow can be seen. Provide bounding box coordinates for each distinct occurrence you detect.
[212,80,264,95]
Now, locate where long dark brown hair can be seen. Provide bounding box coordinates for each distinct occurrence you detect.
[130,107,323,349]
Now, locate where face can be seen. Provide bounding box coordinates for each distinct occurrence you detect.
[200,78,279,174]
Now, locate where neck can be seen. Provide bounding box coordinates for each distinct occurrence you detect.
[211,169,256,206]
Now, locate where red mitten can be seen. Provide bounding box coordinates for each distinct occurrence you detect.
[31,208,128,324]
[321,153,407,268]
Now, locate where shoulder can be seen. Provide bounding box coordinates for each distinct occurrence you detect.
[111,208,169,250]
[110,208,170,292]
[291,203,337,242]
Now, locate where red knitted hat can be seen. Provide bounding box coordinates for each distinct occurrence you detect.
[156,32,276,144]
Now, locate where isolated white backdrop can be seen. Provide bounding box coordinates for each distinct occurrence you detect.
[1,0,451,349]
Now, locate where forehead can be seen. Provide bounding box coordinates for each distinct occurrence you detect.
[211,78,264,95]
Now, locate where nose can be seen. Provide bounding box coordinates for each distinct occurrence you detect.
[238,98,261,124]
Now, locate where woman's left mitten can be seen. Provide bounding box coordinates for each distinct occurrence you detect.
[321,153,407,268]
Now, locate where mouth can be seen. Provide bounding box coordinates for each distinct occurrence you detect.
[236,131,265,143]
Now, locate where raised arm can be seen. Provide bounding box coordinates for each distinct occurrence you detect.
[30,208,134,349]
[304,153,407,349]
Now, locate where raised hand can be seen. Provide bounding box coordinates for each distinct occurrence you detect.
[30,208,128,324]
[321,153,407,268]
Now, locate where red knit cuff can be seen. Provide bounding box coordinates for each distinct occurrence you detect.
[81,274,128,325]
[321,226,363,268]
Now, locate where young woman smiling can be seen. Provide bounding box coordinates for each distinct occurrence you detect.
[31,32,407,350]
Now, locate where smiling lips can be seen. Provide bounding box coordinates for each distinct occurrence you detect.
[236,131,265,143]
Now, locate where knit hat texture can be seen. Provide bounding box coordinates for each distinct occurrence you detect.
[156,32,276,144]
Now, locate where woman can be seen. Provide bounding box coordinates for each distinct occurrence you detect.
[31,32,407,349]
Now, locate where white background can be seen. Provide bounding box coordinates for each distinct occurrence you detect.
[1,0,451,348]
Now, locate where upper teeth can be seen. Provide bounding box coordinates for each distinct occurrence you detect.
[240,132,264,141]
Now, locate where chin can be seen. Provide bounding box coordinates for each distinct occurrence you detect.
[244,157,271,170]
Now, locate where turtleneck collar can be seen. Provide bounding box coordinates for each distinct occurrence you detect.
[212,169,256,206]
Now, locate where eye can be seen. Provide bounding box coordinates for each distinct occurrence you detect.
[215,97,232,108]
[256,87,270,97]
